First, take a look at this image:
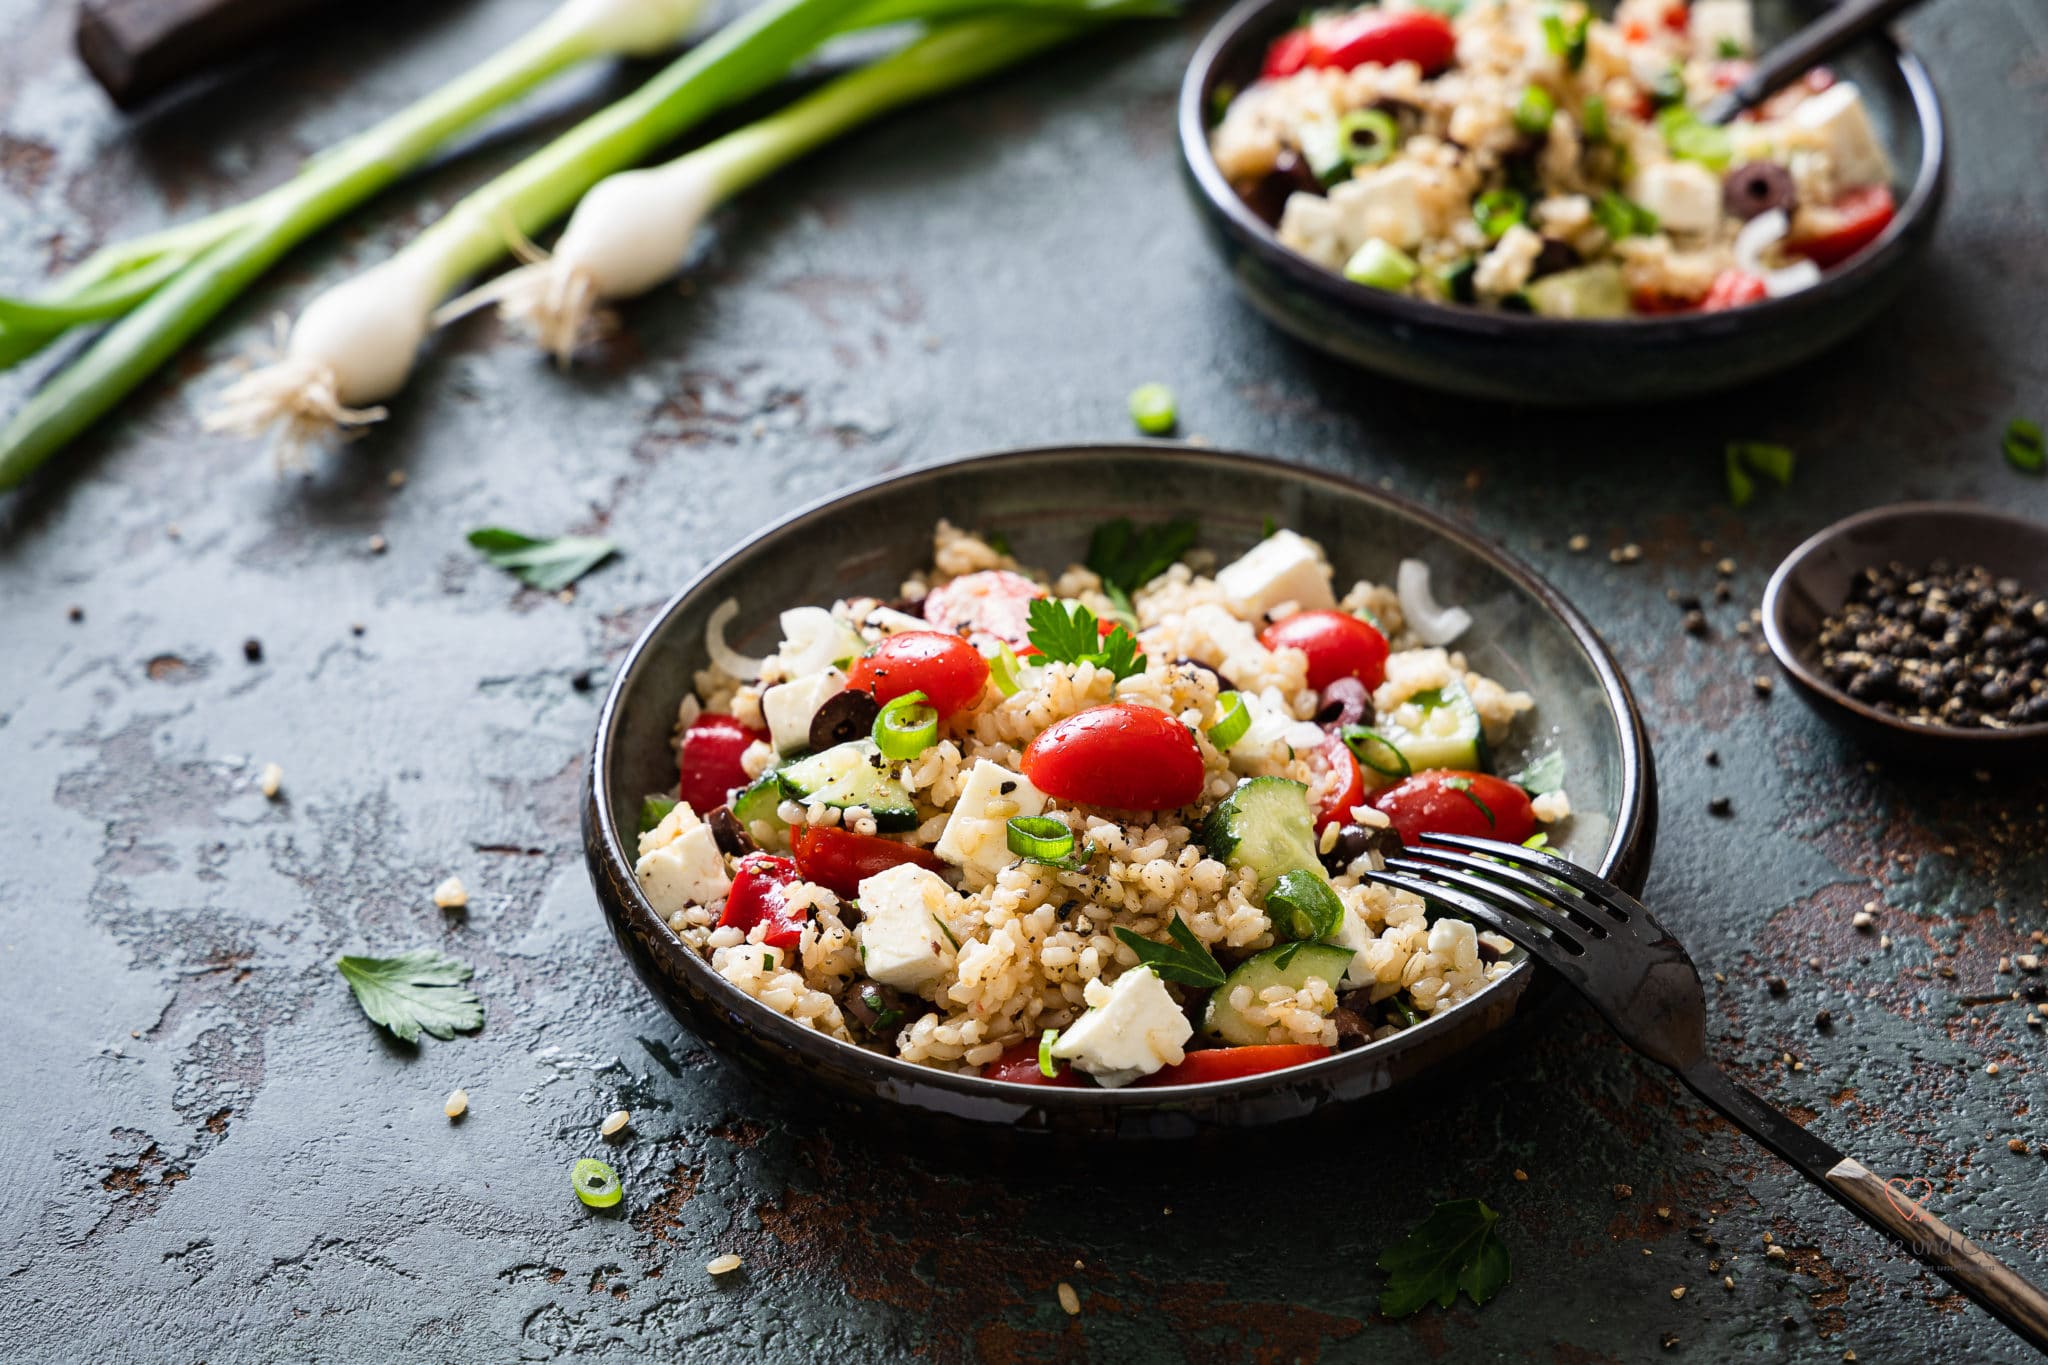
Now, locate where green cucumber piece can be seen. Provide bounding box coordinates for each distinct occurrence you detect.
[1374,680,1488,774]
[1267,868,1347,940]
[776,741,918,832]
[1201,777,1324,894]
[1526,261,1629,319]
[1202,942,1357,1046]
[731,770,789,834]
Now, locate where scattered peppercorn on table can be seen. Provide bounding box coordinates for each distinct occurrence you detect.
[0,0,2043,1358]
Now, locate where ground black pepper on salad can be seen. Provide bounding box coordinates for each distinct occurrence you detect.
[1817,560,2048,729]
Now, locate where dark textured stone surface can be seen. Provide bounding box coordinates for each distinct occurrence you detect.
[1,0,2045,1359]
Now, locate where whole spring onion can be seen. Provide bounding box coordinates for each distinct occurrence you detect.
[572,1157,623,1208]
[873,690,939,759]
[1007,815,1077,864]
[1208,691,1251,750]
[0,0,710,486]
[472,11,1125,362]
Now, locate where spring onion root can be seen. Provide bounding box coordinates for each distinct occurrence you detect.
[0,0,707,488]
[490,13,1101,362]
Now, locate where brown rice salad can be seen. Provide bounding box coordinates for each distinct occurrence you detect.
[1210,0,1899,315]
[635,519,1571,1087]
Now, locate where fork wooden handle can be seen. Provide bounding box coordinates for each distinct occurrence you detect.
[1825,1157,2048,1345]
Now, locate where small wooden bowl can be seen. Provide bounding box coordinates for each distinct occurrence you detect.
[1761,503,2048,766]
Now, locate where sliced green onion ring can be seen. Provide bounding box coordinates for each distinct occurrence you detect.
[1513,84,1556,137]
[873,690,938,760]
[572,1158,622,1209]
[1473,188,1527,241]
[1580,92,1608,143]
[1208,690,1252,750]
[1341,725,1412,778]
[1336,108,1400,166]
[1038,1027,1060,1078]
[1007,815,1077,864]
[990,642,1025,697]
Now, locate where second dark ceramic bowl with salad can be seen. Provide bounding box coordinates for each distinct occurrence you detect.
[583,444,1656,1144]
[1178,0,1946,404]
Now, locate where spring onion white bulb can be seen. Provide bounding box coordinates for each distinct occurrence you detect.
[706,599,766,681]
[1733,210,1821,299]
[1397,559,1471,646]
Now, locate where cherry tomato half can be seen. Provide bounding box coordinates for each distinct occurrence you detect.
[1136,1043,1332,1086]
[1261,25,1315,79]
[980,1038,1088,1086]
[790,826,946,900]
[1700,269,1769,311]
[1259,610,1390,691]
[1021,703,1206,810]
[1308,9,1456,75]
[1314,733,1366,834]
[1369,770,1536,846]
[1790,184,1896,269]
[922,569,1046,646]
[717,854,810,950]
[678,713,767,814]
[847,631,991,718]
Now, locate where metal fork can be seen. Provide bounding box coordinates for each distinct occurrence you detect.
[1363,833,2048,1351]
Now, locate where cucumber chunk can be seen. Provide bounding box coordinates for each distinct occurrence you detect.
[1202,942,1357,1046]
[1526,261,1629,318]
[731,770,789,835]
[777,741,918,832]
[1373,680,1488,775]
[1201,777,1325,894]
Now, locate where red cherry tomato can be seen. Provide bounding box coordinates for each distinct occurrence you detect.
[1021,704,1206,810]
[922,569,1046,646]
[980,1038,1088,1086]
[717,854,810,950]
[846,631,991,719]
[1259,610,1390,691]
[1314,734,1365,834]
[1700,269,1769,311]
[678,713,767,814]
[1790,184,1896,268]
[1621,19,1649,42]
[1369,770,1536,846]
[1136,1043,1332,1086]
[1662,2,1689,31]
[1014,614,1120,659]
[1261,25,1315,78]
[1307,9,1456,74]
[790,826,946,899]
[1630,285,1705,315]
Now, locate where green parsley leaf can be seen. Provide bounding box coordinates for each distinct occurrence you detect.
[1376,1199,1512,1318]
[1441,776,1496,827]
[1726,441,1795,508]
[467,528,618,592]
[2005,418,2045,473]
[1509,752,1566,797]
[1113,913,1227,988]
[639,793,678,833]
[1086,516,1200,596]
[336,949,484,1044]
[1025,598,1148,682]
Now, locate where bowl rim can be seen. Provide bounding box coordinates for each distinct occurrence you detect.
[588,441,1655,1104]
[1761,500,2048,747]
[1176,0,1948,338]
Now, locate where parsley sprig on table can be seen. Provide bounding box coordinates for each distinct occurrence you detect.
[467,527,617,591]
[337,949,484,1043]
[1113,913,1226,988]
[1025,598,1147,681]
[1376,1199,1512,1317]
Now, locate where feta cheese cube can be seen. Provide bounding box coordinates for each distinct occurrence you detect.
[1278,191,1348,270]
[634,803,731,914]
[1213,529,1336,620]
[1324,903,1377,990]
[933,759,1047,887]
[1690,0,1752,59]
[1050,968,1192,1087]
[858,604,931,637]
[1329,163,1432,251]
[1784,81,1892,189]
[762,666,847,754]
[854,863,959,992]
[1474,223,1545,298]
[1628,161,1723,236]
[775,606,865,679]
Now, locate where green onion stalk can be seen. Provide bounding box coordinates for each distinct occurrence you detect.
[0,0,707,378]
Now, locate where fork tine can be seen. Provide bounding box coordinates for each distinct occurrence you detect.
[1420,833,1647,918]
[1359,867,1584,962]
[1393,845,1625,930]
[1383,854,1600,947]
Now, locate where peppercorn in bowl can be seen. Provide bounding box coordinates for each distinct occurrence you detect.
[1178,0,1945,403]
[583,445,1657,1143]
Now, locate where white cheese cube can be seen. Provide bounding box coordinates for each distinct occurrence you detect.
[1213,529,1336,621]
[1785,81,1892,189]
[858,604,931,637]
[854,863,959,992]
[1474,223,1545,298]
[1049,968,1191,1088]
[933,759,1047,888]
[1628,161,1723,236]
[1324,904,1376,990]
[775,606,865,679]
[1277,191,1348,270]
[634,804,731,914]
[1690,0,1752,59]
[1329,163,1431,251]
[762,666,847,754]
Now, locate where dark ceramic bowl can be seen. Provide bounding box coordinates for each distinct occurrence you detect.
[1762,502,2048,766]
[584,444,1657,1141]
[1177,0,1947,405]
